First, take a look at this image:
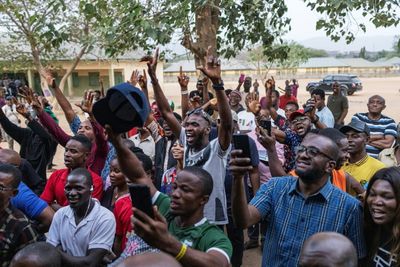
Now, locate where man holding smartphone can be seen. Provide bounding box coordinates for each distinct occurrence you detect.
[106,122,232,267]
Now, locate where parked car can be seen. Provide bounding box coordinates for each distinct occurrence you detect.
[306,74,363,96]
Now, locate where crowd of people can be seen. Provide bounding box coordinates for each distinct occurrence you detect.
[0,48,399,267]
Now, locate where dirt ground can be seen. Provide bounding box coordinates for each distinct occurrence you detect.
[3,76,399,266]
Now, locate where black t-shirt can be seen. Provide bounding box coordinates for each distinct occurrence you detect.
[372,241,397,267]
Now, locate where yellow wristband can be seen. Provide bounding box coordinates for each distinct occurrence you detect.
[175,243,187,261]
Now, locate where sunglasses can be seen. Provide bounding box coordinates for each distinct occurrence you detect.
[295,145,334,161]
[186,108,211,124]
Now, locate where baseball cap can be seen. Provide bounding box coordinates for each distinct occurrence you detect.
[340,118,370,135]
[289,110,306,122]
[92,82,150,134]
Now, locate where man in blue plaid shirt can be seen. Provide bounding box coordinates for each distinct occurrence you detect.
[230,133,366,266]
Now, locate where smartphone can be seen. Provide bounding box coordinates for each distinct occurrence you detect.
[239,74,245,83]
[233,134,251,158]
[129,184,154,219]
[260,120,271,135]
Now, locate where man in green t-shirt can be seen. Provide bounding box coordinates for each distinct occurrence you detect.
[107,124,232,267]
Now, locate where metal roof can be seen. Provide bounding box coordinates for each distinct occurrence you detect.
[338,58,390,68]
[299,57,348,68]
[164,58,256,72]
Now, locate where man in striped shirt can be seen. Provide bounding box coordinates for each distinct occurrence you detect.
[230,134,366,266]
[352,95,397,158]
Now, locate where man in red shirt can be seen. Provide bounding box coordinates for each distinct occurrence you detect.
[279,86,298,110]
[40,135,103,211]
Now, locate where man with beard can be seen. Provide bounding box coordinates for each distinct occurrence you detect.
[151,48,233,226]
[230,134,366,266]
[47,168,115,266]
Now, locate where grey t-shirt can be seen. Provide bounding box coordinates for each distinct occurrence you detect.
[180,129,230,225]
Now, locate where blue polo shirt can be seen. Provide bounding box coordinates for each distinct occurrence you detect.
[250,176,366,266]
[11,182,48,220]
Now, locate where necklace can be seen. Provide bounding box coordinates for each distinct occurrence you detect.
[74,199,92,222]
[83,199,92,219]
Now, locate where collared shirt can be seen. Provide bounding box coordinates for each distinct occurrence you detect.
[343,155,386,187]
[40,168,103,206]
[129,133,155,163]
[250,176,366,266]
[378,146,400,167]
[47,199,116,256]
[0,205,39,266]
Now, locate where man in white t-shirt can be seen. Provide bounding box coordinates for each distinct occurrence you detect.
[311,89,335,128]
[152,53,233,225]
[238,92,257,132]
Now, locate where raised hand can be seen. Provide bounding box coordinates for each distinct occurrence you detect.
[131,206,171,249]
[16,103,29,118]
[44,70,57,89]
[177,66,190,88]
[129,70,140,87]
[229,149,253,178]
[256,126,276,150]
[189,95,202,109]
[138,69,148,90]
[18,86,33,104]
[197,46,222,84]
[265,78,275,91]
[146,48,159,80]
[99,78,105,97]
[105,124,123,146]
[248,92,261,115]
[75,91,94,115]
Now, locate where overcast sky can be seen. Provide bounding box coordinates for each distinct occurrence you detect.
[285,0,399,40]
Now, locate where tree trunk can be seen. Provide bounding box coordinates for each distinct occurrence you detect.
[59,45,87,96]
[181,1,220,69]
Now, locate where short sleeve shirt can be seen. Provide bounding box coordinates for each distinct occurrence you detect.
[316,106,335,128]
[343,155,386,187]
[327,94,348,121]
[158,193,232,263]
[40,169,103,206]
[114,194,132,251]
[11,182,48,220]
[47,199,116,256]
[180,128,231,224]
[352,113,397,158]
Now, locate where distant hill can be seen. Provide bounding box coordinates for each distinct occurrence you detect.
[298,35,395,52]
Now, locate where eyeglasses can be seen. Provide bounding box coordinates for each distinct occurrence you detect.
[295,145,334,161]
[292,116,309,124]
[186,108,211,124]
[0,185,15,192]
